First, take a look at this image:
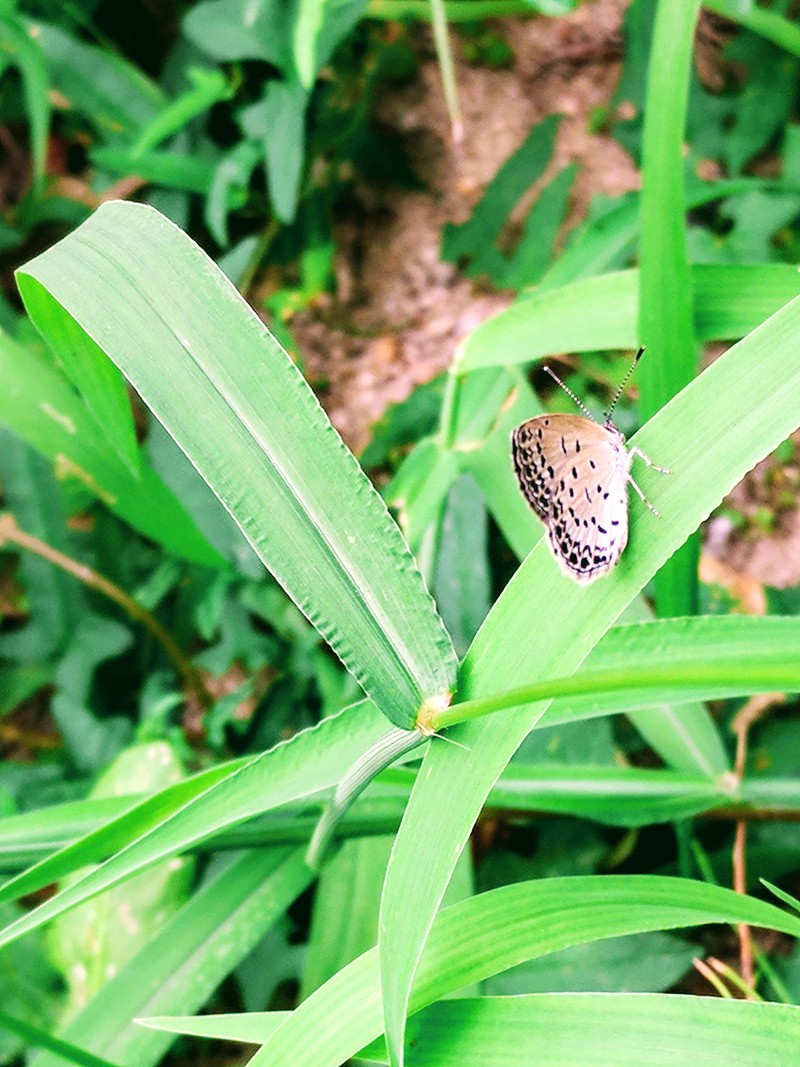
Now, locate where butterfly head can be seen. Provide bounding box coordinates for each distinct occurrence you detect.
[544,347,644,434]
[602,414,626,444]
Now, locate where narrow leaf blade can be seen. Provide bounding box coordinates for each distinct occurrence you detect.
[16,202,457,728]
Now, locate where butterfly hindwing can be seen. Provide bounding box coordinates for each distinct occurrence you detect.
[512,413,632,582]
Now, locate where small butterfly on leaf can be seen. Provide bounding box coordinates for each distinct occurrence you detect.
[511,348,670,583]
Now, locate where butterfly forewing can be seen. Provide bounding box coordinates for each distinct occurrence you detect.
[512,413,633,582]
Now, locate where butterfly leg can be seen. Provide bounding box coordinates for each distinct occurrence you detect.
[627,474,661,517]
[629,446,671,475]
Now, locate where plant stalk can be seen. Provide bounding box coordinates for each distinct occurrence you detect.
[0,513,212,710]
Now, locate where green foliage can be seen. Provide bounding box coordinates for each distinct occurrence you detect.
[2,2,800,1066]
[441,115,576,287]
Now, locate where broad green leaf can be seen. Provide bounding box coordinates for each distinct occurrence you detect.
[457,264,800,371]
[35,848,311,1067]
[380,293,800,1064]
[184,0,361,74]
[191,876,800,1064]
[376,994,800,1065]
[0,330,222,567]
[16,201,457,728]
[183,0,293,67]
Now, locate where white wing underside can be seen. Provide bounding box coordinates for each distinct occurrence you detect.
[512,414,633,583]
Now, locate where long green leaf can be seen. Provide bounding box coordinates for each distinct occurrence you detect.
[0,13,49,194]
[127,996,800,1067]
[638,0,700,613]
[377,995,800,1065]
[8,607,746,890]
[16,201,457,729]
[0,1011,115,1067]
[193,876,800,1064]
[706,0,800,58]
[379,293,800,1065]
[0,761,246,906]
[438,616,800,734]
[0,330,221,567]
[9,752,799,886]
[457,265,800,371]
[28,274,140,474]
[0,700,387,946]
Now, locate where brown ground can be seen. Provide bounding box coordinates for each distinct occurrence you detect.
[290,1,800,590]
[293,0,637,449]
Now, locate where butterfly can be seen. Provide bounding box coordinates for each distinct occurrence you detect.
[511,348,670,583]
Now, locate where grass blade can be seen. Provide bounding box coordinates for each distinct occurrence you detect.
[16,202,457,728]
[386,994,800,1065]
[34,848,311,1067]
[457,265,800,371]
[637,0,701,613]
[379,293,800,1066]
[0,700,386,946]
[223,876,800,1063]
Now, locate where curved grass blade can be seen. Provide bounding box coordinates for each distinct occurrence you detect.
[435,616,800,735]
[205,876,800,1064]
[388,994,800,1066]
[457,264,800,372]
[16,201,457,728]
[0,700,387,948]
[0,331,222,567]
[380,293,800,1065]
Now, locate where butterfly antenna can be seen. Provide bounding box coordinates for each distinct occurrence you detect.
[543,365,595,421]
[604,346,645,423]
